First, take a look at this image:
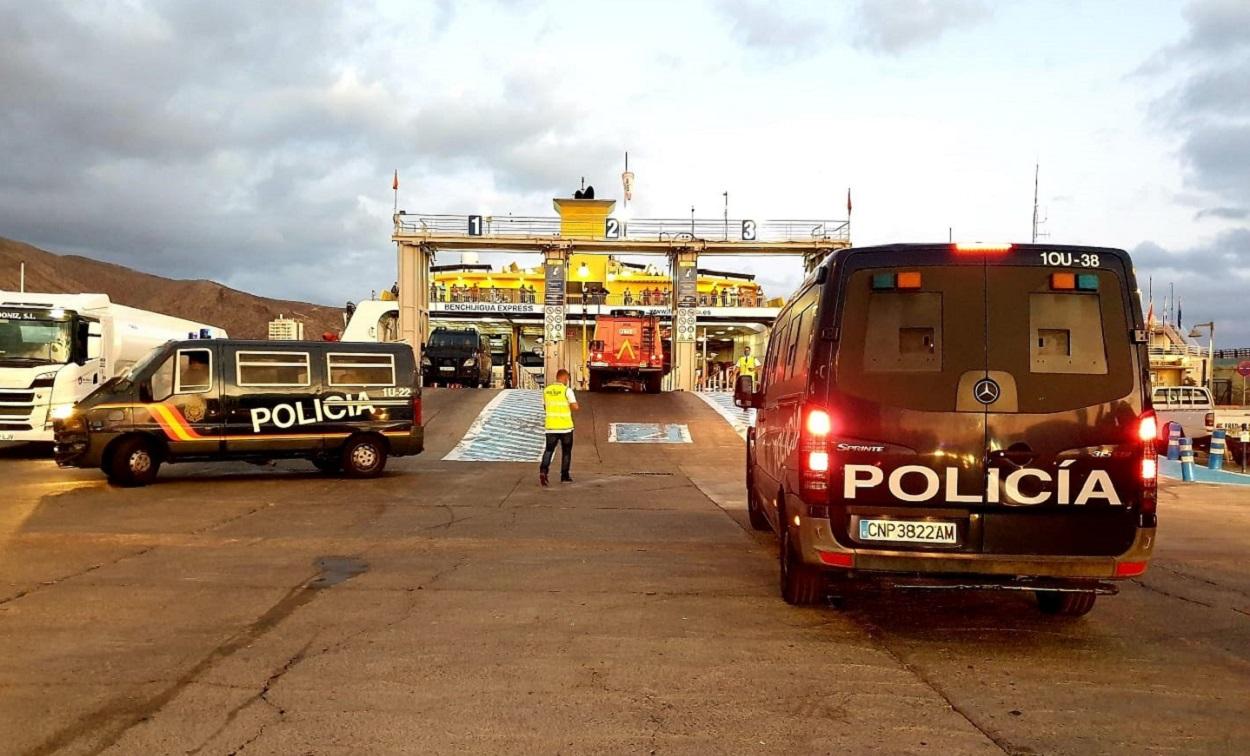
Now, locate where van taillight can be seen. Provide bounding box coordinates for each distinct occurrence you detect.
[800,406,834,502]
[413,395,422,426]
[1138,411,1157,516]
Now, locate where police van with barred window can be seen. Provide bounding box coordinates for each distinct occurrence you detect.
[736,243,1156,616]
[54,339,422,485]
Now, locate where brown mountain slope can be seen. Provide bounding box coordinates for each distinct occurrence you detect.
[0,237,345,339]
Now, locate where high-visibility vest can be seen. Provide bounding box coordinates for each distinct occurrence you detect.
[544,384,574,431]
[736,355,759,378]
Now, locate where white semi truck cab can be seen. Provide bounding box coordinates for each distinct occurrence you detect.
[0,292,227,443]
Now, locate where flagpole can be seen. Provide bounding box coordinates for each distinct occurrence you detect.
[392,169,399,214]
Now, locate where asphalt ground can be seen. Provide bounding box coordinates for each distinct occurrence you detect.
[2,388,1249,755]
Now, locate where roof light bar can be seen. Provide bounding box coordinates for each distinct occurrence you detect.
[1051,272,1076,290]
[897,271,922,289]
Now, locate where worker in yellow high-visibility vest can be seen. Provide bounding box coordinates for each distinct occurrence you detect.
[540,369,580,486]
[735,346,761,386]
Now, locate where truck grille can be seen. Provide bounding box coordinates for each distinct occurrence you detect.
[0,388,37,428]
[0,390,32,402]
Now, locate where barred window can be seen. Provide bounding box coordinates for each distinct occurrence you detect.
[327,352,395,387]
[236,351,310,387]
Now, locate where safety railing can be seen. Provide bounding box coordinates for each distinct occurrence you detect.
[428,288,770,308]
[1150,345,1207,358]
[397,213,849,243]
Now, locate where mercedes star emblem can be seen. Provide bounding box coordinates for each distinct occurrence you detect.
[973,378,1001,405]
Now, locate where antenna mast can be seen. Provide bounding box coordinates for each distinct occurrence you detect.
[1032,162,1049,243]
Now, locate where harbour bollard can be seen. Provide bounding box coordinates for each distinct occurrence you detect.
[1166,423,1181,461]
[1208,429,1226,471]
[1179,437,1195,481]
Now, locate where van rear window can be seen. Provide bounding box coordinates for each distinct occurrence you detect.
[836,265,1134,413]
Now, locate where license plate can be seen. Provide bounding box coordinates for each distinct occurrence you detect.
[858,518,957,545]
[439,366,455,372]
[0,433,14,441]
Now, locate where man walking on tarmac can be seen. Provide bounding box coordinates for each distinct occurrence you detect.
[734,346,761,385]
[540,369,580,486]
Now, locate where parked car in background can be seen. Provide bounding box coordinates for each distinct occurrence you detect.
[422,327,492,387]
[1151,385,1214,449]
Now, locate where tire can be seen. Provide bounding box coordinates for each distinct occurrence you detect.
[341,435,388,478]
[107,436,160,487]
[746,442,770,531]
[779,514,824,605]
[589,373,603,392]
[645,375,662,394]
[1036,591,1097,616]
[311,456,342,474]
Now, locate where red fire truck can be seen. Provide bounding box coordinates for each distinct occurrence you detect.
[588,311,671,393]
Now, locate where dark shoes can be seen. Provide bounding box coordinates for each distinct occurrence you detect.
[540,472,549,487]
[560,476,573,483]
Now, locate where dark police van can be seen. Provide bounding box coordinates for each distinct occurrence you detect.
[54,339,423,486]
[736,243,1156,615]
[422,326,493,387]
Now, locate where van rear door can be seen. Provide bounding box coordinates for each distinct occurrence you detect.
[982,253,1142,555]
[832,252,989,526]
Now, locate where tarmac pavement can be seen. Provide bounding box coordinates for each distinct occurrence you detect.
[1,388,1249,754]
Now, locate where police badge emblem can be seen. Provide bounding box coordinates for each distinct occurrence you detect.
[183,397,207,423]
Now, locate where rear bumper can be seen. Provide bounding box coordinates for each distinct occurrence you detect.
[423,368,480,383]
[387,427,424,457]
[798,514,1155,582]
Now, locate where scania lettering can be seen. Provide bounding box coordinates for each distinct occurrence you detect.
[0,292,226,444]
[737,243,1155,616]
[53,340,422,485]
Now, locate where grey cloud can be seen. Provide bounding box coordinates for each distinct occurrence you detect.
[715,0,832,59]
[0,1,617,305]
[1131,228,1250,345]
[851,0,991,55]
[1195,207,1249,221]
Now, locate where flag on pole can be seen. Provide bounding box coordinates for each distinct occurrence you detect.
[1146,299,1155,328]
[847,187,853,215]
[392,170,399,191]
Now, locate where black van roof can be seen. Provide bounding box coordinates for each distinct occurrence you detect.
[831,242,1132,265]
[168,339,410,352]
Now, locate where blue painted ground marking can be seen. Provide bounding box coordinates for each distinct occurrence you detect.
[444,390,546,462]
[693,391,755,440]
[1159,458,1250,486]
[609,423,692,444]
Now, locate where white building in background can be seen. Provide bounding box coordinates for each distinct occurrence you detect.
[268,315,304,341]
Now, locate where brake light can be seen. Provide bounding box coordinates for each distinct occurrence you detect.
[1138,411,1157,516]
[806,408,832,436]
[954,242,1013,253]
[1115,561,1148,577]
[412,394,422,426]
[800,405,834,502]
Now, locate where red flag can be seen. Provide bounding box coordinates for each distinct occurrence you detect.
[847,187,852,215]
[392,170,399,191]
[1146,299,1155,328]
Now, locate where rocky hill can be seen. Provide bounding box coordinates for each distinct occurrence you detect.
[0,237,345,339]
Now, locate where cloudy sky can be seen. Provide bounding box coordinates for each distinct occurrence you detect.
[1,0,1247,343]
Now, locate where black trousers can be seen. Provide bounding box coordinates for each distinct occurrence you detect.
[540,432,573,478]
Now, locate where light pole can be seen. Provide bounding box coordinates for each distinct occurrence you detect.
[578,261,590,389]
[1188,322,1215,393]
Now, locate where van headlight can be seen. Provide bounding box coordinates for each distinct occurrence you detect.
[421,356,432,367]
[463,357,477,367]
[50,404,77,420]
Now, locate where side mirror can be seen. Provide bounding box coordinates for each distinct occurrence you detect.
[734,375,761,409]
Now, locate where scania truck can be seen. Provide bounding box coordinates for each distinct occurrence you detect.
[0,292,226,444]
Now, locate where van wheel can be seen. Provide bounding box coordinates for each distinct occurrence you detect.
[342,435,387,478]
[779,519,824,605]
[107,437,160,487]
[1036,591,1097,616]
[745,450,770,532]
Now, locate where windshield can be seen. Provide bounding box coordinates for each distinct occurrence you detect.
[428,331,478,350]
[0,319,73,366]
[122,344,172,382]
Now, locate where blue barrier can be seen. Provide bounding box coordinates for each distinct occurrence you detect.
[1166,423,1181,461]
[1180,437,1195,482]
[1209,428,1226,471]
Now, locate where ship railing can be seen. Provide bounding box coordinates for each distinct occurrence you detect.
[1149,345,1207,358]
[397,213,849,243]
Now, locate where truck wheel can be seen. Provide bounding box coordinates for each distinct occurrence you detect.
[107,437,160,487]
[1036,591,1097,616]
[779,517,824,605]
[589,374,602,392]
[342,435,387,478]
[645,375,662,394]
